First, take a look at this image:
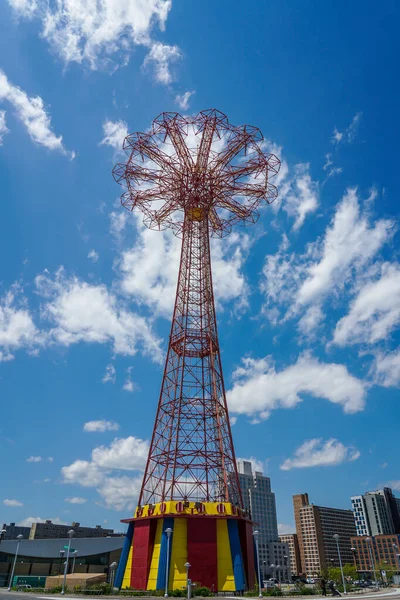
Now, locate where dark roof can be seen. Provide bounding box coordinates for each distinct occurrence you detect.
[0,537,124,559]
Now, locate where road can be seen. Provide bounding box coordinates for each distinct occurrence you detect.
[1,591,400,600]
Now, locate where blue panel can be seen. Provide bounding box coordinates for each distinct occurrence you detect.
[227,519,246,592]
[115,522,134,589]
[156,517,174,591]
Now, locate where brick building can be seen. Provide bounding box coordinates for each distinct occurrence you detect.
[351,534,400,575]
[279,533,301,576]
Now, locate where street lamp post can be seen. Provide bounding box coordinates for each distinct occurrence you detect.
[276,565,281,586]
[351,547,360,582]
[184,562,191,600]
[333,535,346,594]
[59,550,65,575]
[271,564,276,583]
[72,550,78,574]
[283,555,288,583]
[263,561,267,586]
[365,538,378,587]
[61,529,74,595]
[253,530,262,598]
[109,562,118,588]
[7,534,24,590]
[164,527,173,598]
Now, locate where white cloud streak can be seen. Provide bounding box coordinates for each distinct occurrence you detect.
[3,499,23,507]
[143,42,181,84]
[374,349,400,388]
[280,438,360,470]
[102,363,116,384]
[227,353,366,421]
[0,288,41,362]
[0,69,73,157]
[83,420,120,433]
[175,91,195,110]
[64,497,87,504]
[26,455,42,462]
[0,110,9,144]
[100,119,128,151]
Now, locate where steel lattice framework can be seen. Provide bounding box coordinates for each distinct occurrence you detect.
[113,109,280,508]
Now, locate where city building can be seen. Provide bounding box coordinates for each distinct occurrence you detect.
[293,493,357,576]
[1,523,30,541]
[29,521,116,540]
[0,536,124,587]
[237,460,291,580]
[351,534,400,575]
[279,534,301,577]
[351,488,400,537]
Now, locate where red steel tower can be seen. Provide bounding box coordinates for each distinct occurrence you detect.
[112,110,280,593]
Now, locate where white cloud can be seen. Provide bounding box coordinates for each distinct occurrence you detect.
[0,110,9,144]
[98,475,142,511]
[0,69,73,157]
[297,305,324,337]
[333,263,400,346]
[175,91,195,110]
[7,0,174,75]
[17,516,67,527]
[332,113,362,145]
[278,523,295,535]
[83,420,120,433]
[0,288,41,362]
[3,499,23,507]
[65,497,87,504]
[100,119,128,151]
[61,435,149,510]
[109,211,129,241]
[143,42,181,84]
[261,188,395,331]
[280,438,360,471]
[281,163,319,231]
[387,481,400,492]
[102,363,116,384]
[88,249,99,263]
[36,268,163,362]
[118,216,250,318]
[227,353,366,421]
[27,455,42,462]
[373,349,400,388]
[47,457,53,462]
[122,367,135,392]
[323,154,342,180]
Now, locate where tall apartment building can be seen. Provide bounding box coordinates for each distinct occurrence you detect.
[237,460,291,580]
[351,534,400,574]
[351,488,400,536]
[293,493,356,576]
[29,521,115,539]
[279,534,301,576]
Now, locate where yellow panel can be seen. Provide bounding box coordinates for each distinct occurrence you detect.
[169,518,187,591]
[122,543,134,589]
[147,519,163,590]
[217,520,235,591]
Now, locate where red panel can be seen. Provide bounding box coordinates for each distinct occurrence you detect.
[238,520,255,590]
[130,519,157,589]
[187,518,218,590]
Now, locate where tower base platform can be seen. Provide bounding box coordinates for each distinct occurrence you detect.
[114,502,256,592]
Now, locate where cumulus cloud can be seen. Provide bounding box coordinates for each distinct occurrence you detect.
[7,0,175,78]
[278,523,295,535]
[280,163,319,230]
[100,119,128,151]
[0,69,73,157]
[333,263,400,346]
[36,268,163,362]
[61,435,149,510]
[0,288,41,362]
[143,42,181,84]
[261,188,394,332]
[17,516,67,527]
[83,420,120,433]
[0,110,9,144]
[373,349,400,388]
[280,438,360,470]
[64,497,87,504]
[227,353,366,421]
[118,216,250,318]
[26,456,42,462]
[175,91,195,110]
[3,499,23,507]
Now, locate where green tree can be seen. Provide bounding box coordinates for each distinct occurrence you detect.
[375,561,395,582]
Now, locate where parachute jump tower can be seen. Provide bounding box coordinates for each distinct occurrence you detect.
[112,110,280,592]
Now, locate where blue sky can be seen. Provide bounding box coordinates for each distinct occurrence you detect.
[1,0,399,534]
